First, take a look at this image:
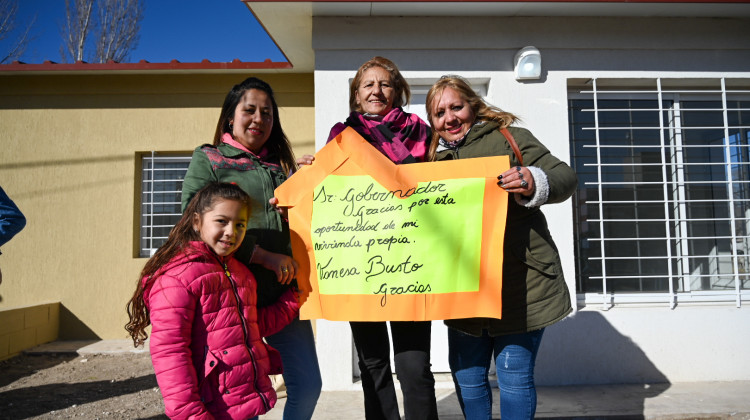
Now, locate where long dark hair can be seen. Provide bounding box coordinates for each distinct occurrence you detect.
[213,77,298,175]
[425,75,518,161]
[348,56,411,113]
[125,182,250,347]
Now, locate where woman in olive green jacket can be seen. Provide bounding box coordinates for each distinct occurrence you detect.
[425,75,577,420]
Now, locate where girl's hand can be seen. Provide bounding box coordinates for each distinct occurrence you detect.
[498,165,535,197]
[297,154,315,166]
[268,197,288,219]
[251,246,299,285]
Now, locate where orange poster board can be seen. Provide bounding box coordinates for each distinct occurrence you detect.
[274,127,509,321]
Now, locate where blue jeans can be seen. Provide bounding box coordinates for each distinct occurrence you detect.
[265,317,322,420]
[448,328,545,420]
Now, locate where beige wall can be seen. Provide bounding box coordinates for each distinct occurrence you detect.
[0,303,59,360]
[0,72,314,339]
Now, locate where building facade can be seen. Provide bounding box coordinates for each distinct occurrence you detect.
[247,0,750,389]
[0,68,315,342]
[1,0,748,389]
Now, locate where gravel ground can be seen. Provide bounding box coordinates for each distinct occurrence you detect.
[4,351,750,420]
[0,353,166,420]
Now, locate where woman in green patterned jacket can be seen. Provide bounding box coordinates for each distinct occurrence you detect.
[180,77,321,420]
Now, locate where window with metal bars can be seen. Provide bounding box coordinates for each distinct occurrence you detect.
[139,152,192,257]
[568,78,750,308]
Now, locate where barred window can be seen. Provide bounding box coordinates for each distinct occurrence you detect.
[568,78,750,308]
[138,152,192,257]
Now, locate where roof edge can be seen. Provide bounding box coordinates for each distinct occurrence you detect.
[243,0,750,3]
[0,59,292,73]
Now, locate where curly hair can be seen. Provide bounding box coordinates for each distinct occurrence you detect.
[125,182,250,347]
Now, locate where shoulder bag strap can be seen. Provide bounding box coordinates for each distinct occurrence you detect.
[500,127,523,166]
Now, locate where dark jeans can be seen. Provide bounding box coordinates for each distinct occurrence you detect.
[350,321,438,420]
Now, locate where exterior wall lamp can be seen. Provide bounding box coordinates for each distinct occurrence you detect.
[514,46,542,81]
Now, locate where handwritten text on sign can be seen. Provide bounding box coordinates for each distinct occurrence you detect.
[310,174,485,306]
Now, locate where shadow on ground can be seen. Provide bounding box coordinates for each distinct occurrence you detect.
[0,354,77,388]
[0,374,158,419]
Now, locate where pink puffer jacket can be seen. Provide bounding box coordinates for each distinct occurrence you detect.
[144,241,299,420]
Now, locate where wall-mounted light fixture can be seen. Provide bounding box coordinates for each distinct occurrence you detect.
[514,46,542,81]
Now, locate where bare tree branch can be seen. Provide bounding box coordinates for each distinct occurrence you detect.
[59,0,143,64]
[0,0,36,64]
[0,0,17,43]
[94,0,143,63]
[60,0,94,63]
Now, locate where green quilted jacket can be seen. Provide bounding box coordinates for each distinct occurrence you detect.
[437,121,577,336]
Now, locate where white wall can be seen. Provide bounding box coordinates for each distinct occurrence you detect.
[311,15,750,390]
[538,306,750,385]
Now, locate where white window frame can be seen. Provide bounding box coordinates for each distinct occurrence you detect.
[403,78,489,122]
[138,152,192,257]
[569,77,750,309]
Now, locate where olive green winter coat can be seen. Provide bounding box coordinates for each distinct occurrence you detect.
[436,121,577,336]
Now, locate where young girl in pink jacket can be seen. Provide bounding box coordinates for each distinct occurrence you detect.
[126,182,300,420]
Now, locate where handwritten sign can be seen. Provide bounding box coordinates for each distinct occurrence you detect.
[312,175,484,303]
[275,127,510,321]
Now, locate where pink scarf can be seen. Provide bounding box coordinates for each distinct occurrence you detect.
[327,107,430,164]
[221,132,270,160]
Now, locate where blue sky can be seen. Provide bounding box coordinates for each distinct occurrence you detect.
[2,0,285,64]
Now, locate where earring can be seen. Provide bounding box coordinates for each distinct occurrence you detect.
[228,123,233,131]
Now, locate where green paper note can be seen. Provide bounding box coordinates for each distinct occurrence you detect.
[310,175,485,296]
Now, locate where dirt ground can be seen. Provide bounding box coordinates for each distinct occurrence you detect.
[0,353,166,420]
[5,350,749,420]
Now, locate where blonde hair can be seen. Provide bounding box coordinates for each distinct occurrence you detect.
[425,75,518,161]
[348,56,411,113]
